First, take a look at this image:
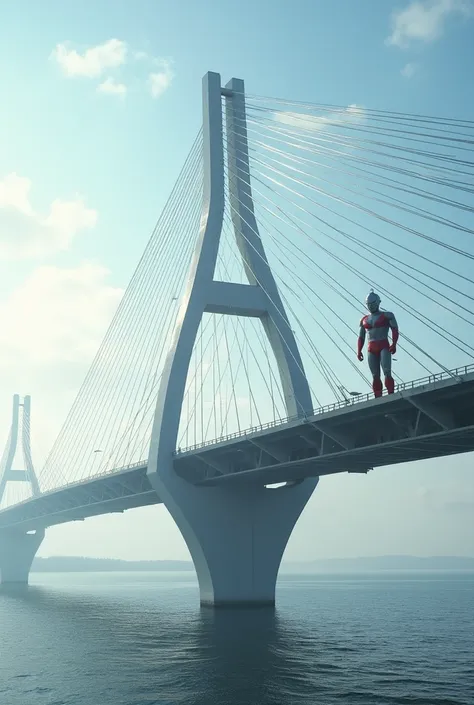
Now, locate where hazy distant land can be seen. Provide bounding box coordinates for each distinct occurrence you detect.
[32,555,474,573]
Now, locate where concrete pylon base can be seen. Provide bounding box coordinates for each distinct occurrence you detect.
[0,529,45,585]
[148,469,318,607]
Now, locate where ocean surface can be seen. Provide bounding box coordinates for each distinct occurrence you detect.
[1,571,473,705]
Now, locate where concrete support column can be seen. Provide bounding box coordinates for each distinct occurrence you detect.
[148,471,318,606]
[0,529,44,585]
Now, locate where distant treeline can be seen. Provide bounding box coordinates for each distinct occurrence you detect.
[32,557,193,572]
[32,555,474,573]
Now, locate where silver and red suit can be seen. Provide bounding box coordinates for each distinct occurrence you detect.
[357,292,399,398]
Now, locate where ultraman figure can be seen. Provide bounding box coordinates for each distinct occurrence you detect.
[357,292,399,397]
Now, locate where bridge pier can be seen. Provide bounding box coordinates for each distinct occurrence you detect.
[148,471,318,606]
[0,529,44,585]
[148,72,318,607]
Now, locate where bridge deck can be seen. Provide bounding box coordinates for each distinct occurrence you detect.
[174,367,474,486]
[0,464,159,532]
[0,365,473,531]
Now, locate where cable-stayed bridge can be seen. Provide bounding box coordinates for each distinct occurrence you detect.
[1,72,473,607]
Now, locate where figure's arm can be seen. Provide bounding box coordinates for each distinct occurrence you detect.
[357,321,365,361]
[387,312,399,353]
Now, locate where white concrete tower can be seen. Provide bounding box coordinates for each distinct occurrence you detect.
[0,395,44,584]
[147,72,319,607]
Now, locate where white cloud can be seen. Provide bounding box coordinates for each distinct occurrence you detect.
[274,104,366,132]
[0,172,97,259]
[97,77,127,96]
[386,0,472,48]
[0,263,123,474]
[0,172,34,216]
[401,62,418,77]
[51,39,128,78]
[0,263,122,368]
[51,40,174,99]
[148,60,174,98]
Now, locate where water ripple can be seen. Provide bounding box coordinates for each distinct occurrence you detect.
[1,571,473,704]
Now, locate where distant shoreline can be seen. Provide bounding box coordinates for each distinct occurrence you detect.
[32,555,474,573]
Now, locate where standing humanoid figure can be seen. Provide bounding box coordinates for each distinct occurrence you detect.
[357,292,399,398]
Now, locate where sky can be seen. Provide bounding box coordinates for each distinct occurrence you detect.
[0,0,473,561]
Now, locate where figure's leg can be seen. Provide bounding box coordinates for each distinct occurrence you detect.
[367,351,382,397]
[381,348,395,394]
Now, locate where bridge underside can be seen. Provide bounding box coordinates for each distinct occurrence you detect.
[174,373,474,486]
[0,465,160,532]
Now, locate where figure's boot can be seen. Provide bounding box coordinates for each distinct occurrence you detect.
[372,377,383,398]
[385,376,395,394]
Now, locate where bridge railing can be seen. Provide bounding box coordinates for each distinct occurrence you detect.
[175,362,474,456]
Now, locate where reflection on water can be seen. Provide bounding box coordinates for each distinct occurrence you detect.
[1,572,473,704]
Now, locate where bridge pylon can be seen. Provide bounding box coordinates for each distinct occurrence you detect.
[0,395,41,505]
[0,395,44,585]
[148,72,319,607]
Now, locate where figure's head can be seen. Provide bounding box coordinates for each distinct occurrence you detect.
[365,291,381,313]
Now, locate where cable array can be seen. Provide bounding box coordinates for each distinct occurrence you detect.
[12,92,474,497]
[176,217,291,451]
[176,95,474,453]
[37,132,205,492]
[221,95,474,389]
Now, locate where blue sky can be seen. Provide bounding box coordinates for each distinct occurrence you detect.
[0,0,473,560]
